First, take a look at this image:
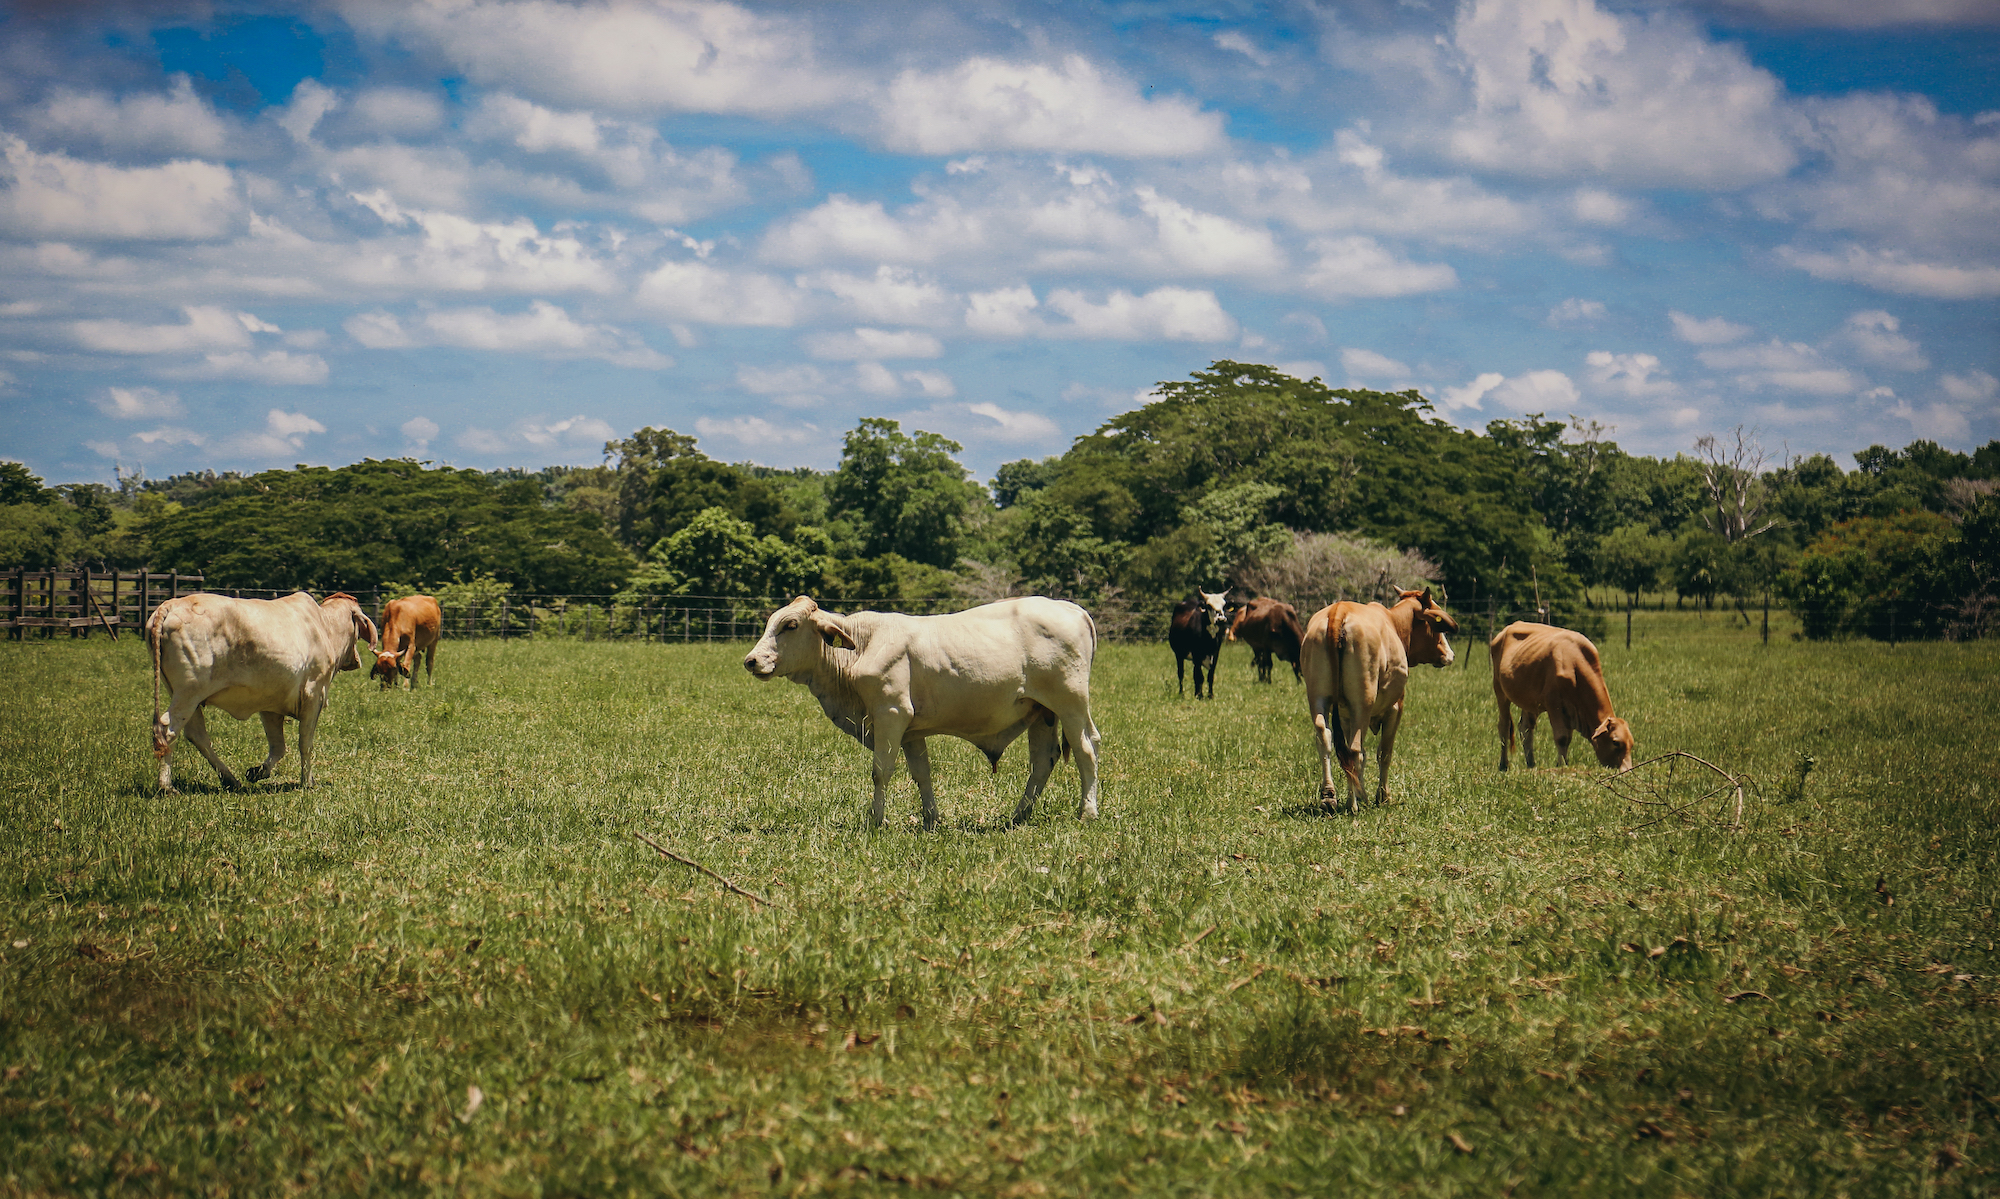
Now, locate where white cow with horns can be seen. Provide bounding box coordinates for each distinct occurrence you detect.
[147,591,377,792]
[743,596,1102,829]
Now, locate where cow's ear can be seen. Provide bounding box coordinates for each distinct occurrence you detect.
[810,610,853,650]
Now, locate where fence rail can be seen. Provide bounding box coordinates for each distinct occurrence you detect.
[3,569,207,640]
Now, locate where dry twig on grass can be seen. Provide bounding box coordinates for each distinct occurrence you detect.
[633,830,775,907]
[1604,751,1746,831]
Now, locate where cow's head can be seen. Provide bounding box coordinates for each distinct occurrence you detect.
[371,650,405,688]
[745,596,853,680]
[1196,588,1230,633]
[1590,715,1636,772]
[322,593,376,672]
[1398,588,1458,668]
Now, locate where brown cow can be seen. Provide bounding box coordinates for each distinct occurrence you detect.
[1489,621,1634,771]
[1227,596,1304,682]
[1301,588,1458,812]
[372,595,442,689]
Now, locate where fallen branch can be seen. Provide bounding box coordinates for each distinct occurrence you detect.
[1605,750,1746,831]
[633,831,774,907]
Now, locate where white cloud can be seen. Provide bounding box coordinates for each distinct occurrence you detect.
[1835,310,1928,371]
[345,310,414,349]
[401,415,440,454]
[736,363,828,397]
[1670,310,1753,345]
[878,55,1224,156]
[800,267,958,327]
[1489,369,1583,411]
[93,386,182,419]
[170,350,331,384]
[30,76,232,159]
[131,426,208,448]
[1584,350,1677,397]
[277,79,339,142]
[1441,372,1506,412]
[694,414,823,449]
[1273,360,1329,384]
[636,259,803,326]
[1444,0,1795,188]
[1548,298,1607,326]
[1939,369,1999,403]
[802,327,944,360]
[1214,31,1274,68]
[1341,348,1413,380]
[71,306,252,354]
[965,286,1042,337]
[0,136,240,241]
[1300,236,1458,297]
[353,0,848,117]
[426,301,671,368]
[1043,287,1238,341]
[1698,339,1863,394]
[342,190,622,294]
[457,413,617,457]
[1696,0,2000,27]
[1571,188,1634,225]
[1889,398,1972,441]
[962,402,1058,440]
[218,409,327,459]
[343,87,447,138]
[1777,245,2000,300]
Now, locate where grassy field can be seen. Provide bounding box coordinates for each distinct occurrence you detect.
[0,610,1994,1196]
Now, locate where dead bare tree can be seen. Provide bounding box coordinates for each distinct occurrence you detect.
[1693,427,1779,544]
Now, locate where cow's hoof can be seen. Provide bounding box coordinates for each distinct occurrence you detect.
[246,765,270,784]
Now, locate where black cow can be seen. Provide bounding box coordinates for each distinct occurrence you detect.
[1169,588,1231,699]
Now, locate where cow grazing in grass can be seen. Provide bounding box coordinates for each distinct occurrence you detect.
[1489,621,1634,772]
[744,596,1102,829]
[372,594,442,689]
[1169,589,1231,699]
[1228,597,1305,683]
[147,592,376,792]
[1302,588,1458,813]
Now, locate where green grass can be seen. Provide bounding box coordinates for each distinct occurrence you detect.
[1,612,1994,1196]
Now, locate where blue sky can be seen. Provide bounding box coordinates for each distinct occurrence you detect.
[3,0,1997,487]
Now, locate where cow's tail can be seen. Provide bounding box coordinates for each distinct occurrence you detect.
[1322,612,1360,776]
[147,604,169,758]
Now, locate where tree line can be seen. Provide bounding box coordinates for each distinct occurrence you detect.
[3,360,1993,640]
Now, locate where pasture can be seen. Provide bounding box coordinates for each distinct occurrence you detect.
[0,612,1994,1196]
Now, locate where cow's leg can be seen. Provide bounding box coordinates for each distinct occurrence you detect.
[1496,696,1515,772]
[180,706,242,790]
[1549,707,1574,766]
[1374,701,1404,806]
[1059,703,1101,821]
[296,699,324,788]
[246,711,288,783]
[1310,695,1343,807]
[1175,651,1187,697]
[1520,709,1539,769]
[905,737,939,831]
[1341,705,1369,813]
[1200,650,1218,699]
[423,643,435,686]
[867,712,909,830]
[1010,716,1062,826]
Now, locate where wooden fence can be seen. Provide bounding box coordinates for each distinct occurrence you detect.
[3,569,205,640]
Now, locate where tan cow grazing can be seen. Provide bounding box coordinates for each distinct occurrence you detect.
[744,596,1102,830]
[372,594,442,689]
[147,592,376,792]
[1301,588,1458,813]
[1227,596,1305,683]
[1489,621,1635,772]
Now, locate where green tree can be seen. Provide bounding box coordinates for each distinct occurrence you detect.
[827,418,982,568]
[1780,510,1954,640]
[624,508,830,602]
[1593,523,1670,647]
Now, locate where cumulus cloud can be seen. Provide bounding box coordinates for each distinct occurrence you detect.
[802,327,944,360]
[168,350,332,384]
[346,302,668,367]
[458,413,617,457]
[1547,299,1607,326]
[1585,350,1678,397]
[636,259,804,326]
[346,190,622,294]
[1670,310,1753,345]
[351,0,848,117]
[1444,0,1796,188]
[800,267,959,327]
[1835,310,1928,371]
[1441,372,1506,412]
[852,361,956,398]
[694,414,823,450]
[218,409,327,459]
[1691,0,2000,26]
[877,55,1224,156]
[1043,287,1238,341]
[71,306,254,354]
[1341,348,1413,380]
[92,386,182,419]
[1301,236,1458,297]
[0,136,241,241]
[401,415,441,454]
[1698,339,1863,394]
[1939,369,1998,403]
[1776,245,2000,300]
[1488,369,1583,411]
[1889,398,1972,441]
[29,76,232,159]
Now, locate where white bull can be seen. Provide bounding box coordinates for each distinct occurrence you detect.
[148,591,376,792]
[744,596,1102,829]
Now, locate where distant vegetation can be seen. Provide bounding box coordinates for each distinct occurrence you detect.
[4,360,1995,639]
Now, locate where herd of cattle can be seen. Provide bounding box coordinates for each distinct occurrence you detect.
[143,587,1634,823]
